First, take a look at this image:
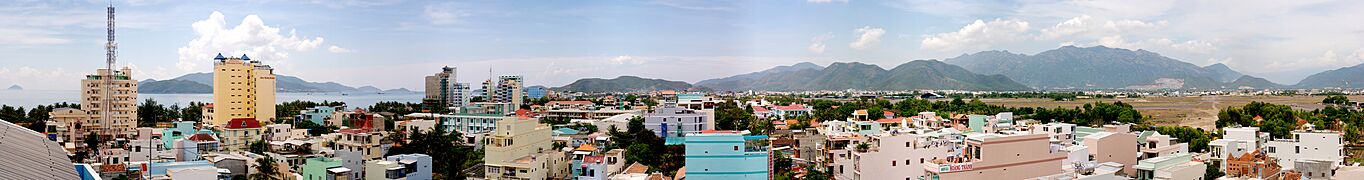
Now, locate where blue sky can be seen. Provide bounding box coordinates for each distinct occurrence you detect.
[2,0,1362,90]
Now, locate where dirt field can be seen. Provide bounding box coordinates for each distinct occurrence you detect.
[976,95,1364,130]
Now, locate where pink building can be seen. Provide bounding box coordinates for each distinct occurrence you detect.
[1083,131,1139,176]
[923,133,1064,179]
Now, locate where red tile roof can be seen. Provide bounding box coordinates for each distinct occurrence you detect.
[224,118,262,129]
[582,155,605,164]
[773,104,809,111]
[875,117,907,123]
[752,106,770,113]
[187,133,217,142]
[339,128,369,134]
[549,101,594,105]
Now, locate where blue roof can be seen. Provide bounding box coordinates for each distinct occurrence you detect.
[240,54,251,60]
[214,53,226,60]
[554,128,580,135]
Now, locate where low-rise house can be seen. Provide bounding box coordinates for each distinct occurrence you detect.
[1137,131,1189,160]
[220,118,263,152]
[385,154,433,180]
[922,133,1065,179]
[1133,153,1204,180]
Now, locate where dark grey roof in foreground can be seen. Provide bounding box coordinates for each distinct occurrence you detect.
[0,119,78,180]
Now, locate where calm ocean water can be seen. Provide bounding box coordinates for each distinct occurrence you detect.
[0,90,423,108]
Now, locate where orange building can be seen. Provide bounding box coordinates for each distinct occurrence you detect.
[1225,150,1282,179]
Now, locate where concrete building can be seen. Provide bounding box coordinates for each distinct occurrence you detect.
[770,104,811,120]
[1031,122,1078,145]
[386,154,434,180]
[644,103,712,138]
[487,75,525,108]
[1265,130,1345,171]
[1133,153,1205,180]
[684,130,769,180]
[1138,131,1189,159]
[175,133,221,161]
[301,157,351,180]
[832,132,955,180]
[298,106,341,126]
[46,107,91,148]
[220,118,264,152]
[80,67,139,139]
[424,66,461,107]
[212,54,277,126]
[334,128,388,161]
[483,112,564,180]
[145,161,226,180]
[0,119,80,180]
[1083,131,1139,176]
[922,133,1065,179]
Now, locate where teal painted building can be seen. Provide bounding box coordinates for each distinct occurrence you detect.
[684,132,769,180]
[161,121,203,148]
[299,106,339,126]
[301,157,348,180]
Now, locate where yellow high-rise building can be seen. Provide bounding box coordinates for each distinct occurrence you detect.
[212,54,277,126]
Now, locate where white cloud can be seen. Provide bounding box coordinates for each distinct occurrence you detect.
[849,26,885,50]
[807,0,848,4]
[328,45,352,53]
[1088,35,1216,54]
[808,33,833,54]
[1039,15,1167,39]
[920,19,1029,52]
[176,11,328,72]
[1268,48,1364,71]
[610,56,645,65]
[424,2,471,25]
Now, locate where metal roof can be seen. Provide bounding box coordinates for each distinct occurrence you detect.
[0,119,79,180]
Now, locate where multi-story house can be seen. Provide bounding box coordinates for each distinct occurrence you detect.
[334,128,388,160]
[483,112,565,180]
[684,130,769,180]
[1137,131,1189,159]
[922,133,1065,179]
[220,118,263,152]
[644,103,712,139]
[832,132,954,180]
[1133,153,1205,180]
[1264,130,1344,175]
[212,54,276,126]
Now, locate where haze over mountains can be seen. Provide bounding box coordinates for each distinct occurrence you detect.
[139,73,414,94]
[145,46,1364,93]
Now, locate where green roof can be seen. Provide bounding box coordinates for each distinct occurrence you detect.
[1073,127,1104,144]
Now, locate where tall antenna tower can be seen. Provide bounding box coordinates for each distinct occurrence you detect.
[101,1,117,144]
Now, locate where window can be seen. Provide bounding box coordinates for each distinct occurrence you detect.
[892,161,896,166]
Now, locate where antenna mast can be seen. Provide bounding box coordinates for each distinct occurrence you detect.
[101,1,117,146]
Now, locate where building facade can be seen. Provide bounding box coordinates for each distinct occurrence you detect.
[644,103,711,138]
[483,113,564,180]
[80,67,139,139]
[212,54,277,126]
[684,131,769,180]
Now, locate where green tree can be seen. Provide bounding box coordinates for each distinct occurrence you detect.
[1323,95,1351,104]
[253,156,278,180]
[248,140,269,155]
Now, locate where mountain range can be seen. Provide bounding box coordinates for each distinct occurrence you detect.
[943,46,1284,89]
[5,85,21,90]
[1296,63,1364,88]
[695,60,1033,91]
[553,76,711,92]
[138,73,416,94]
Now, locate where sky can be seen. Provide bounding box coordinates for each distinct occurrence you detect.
[1,0,1363,90]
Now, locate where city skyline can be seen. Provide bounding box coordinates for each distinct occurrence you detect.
[3,0,1364,91]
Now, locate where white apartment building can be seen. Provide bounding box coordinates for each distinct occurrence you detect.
[833,132,955,180]
[1264,130,1345,170]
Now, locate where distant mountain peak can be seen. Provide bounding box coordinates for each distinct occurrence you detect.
[6,85,22,90]
[555,76,708,93]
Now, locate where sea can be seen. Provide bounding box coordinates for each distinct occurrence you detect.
[0,90,424,108]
